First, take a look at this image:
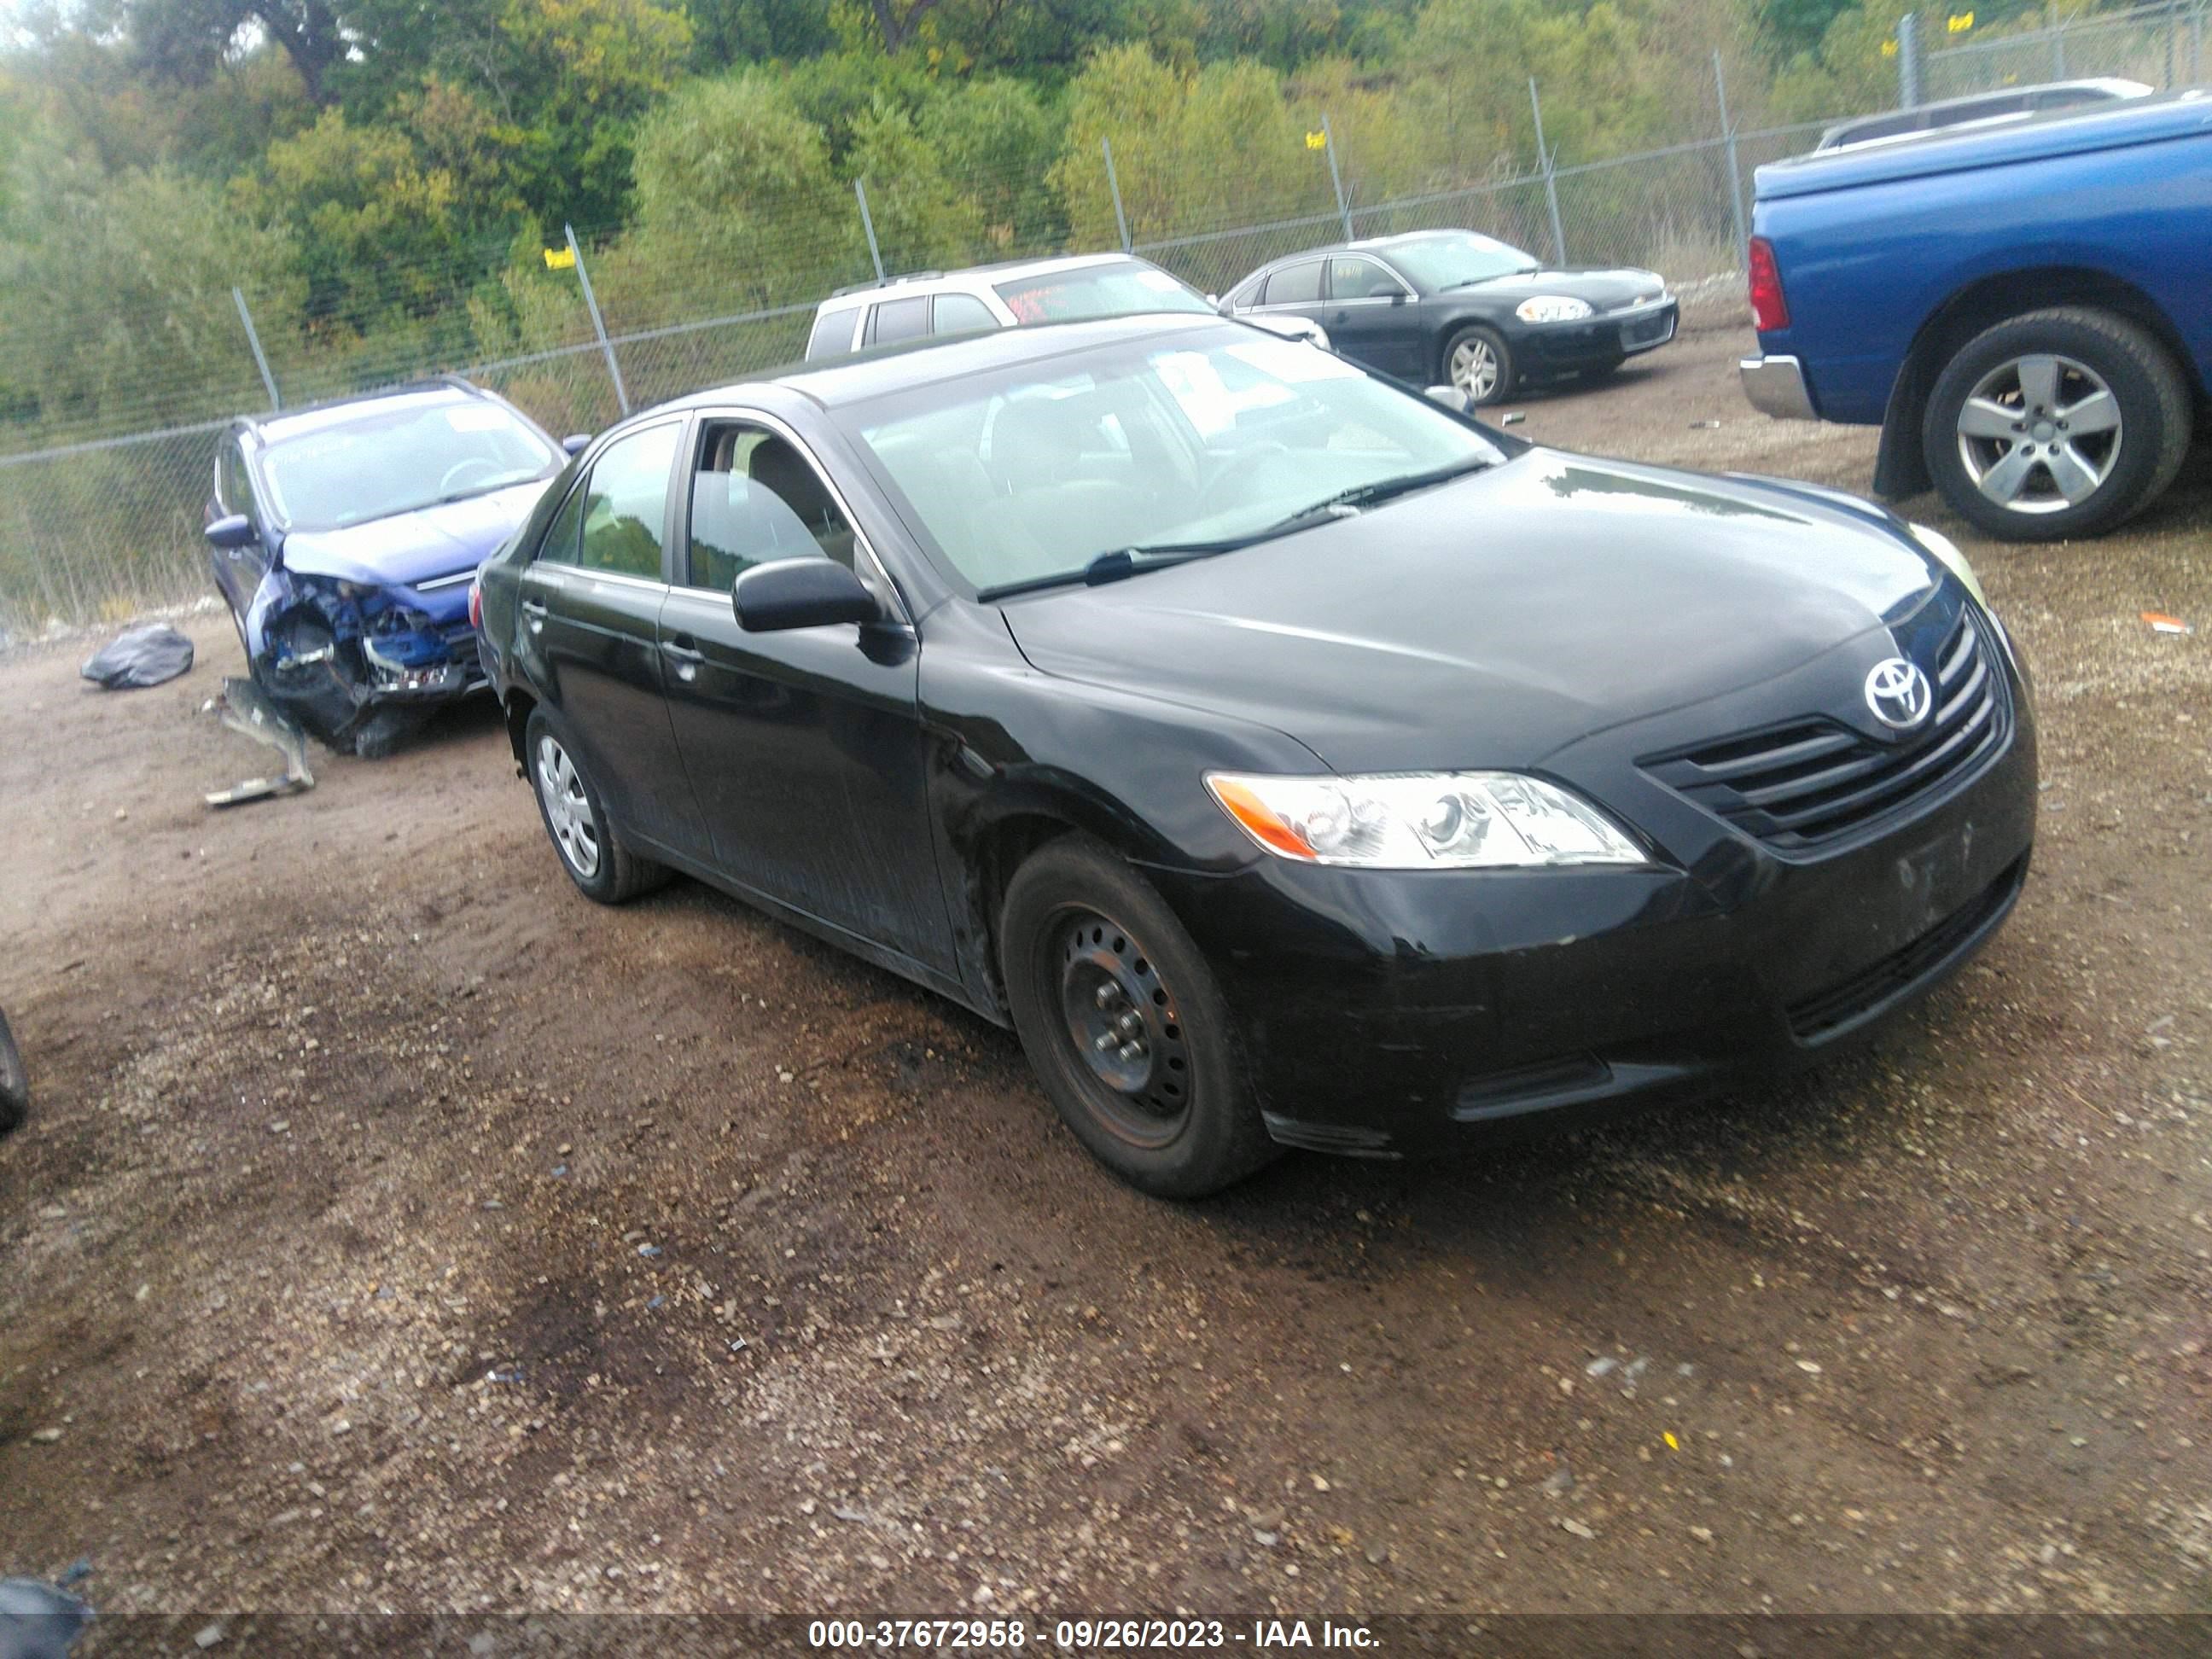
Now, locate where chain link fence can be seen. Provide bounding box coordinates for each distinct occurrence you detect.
[3,8,2204,641]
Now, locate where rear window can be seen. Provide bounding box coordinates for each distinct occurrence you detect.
[870,297,931,346]
[1261,261,1323,305]
[806,308,858,360]
[993,260,1214,324]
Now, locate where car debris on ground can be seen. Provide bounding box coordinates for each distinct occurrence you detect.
[77,625,193,690]
[202,677,315,807]
[0,1576,91,1659]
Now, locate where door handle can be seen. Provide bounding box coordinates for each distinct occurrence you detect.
[661,637,703,682]
[521,598,548,635]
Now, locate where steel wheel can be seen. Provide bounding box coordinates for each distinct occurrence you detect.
[1954,352,2122,515]
[535,732,601,881]
[1052,907,1190,1148]
[1449,334,1503,402]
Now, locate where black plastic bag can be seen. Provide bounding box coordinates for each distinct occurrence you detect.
[79,623,194,690]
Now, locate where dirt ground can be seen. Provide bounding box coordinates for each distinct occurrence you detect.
[3,323,2209,1624]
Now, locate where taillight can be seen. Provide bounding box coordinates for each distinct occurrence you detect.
[468,576,484,632]
[1747,236,1789,332]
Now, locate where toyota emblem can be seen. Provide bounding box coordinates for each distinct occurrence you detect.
[1864,656,1933,731]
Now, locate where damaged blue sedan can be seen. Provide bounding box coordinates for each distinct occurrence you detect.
[204,377,579,755]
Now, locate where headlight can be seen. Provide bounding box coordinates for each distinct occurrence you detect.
[1206,771,1647,869]
[1515,295,1592,323]
[1908,521,1989,610]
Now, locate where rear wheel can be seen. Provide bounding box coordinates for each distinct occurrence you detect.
[1444,324,1513,405]
[526,709,667,905]
[1000,836,1276,1198]
[1923,306,2191,541]
[0,1009,27,1135]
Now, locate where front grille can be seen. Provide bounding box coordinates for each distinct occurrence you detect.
[1784,856,2026,1042]
[1620,311,1674,347]
[1642,608,2007,849]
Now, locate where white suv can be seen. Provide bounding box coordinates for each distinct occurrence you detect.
[804,253,1330,361]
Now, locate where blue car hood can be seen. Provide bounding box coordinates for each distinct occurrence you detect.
[279,480,553,590]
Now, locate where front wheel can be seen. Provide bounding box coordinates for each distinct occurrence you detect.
[1444,325,1513,405]
[1922,306,2192,542]
[999,836,1277,1198]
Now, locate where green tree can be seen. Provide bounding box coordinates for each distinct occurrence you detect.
[919,76,1065,253]
[626,71,862,317]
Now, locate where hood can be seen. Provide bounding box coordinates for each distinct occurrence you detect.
[279,480,551,590]
[1453,266,1667,311]
[998,450,1942,774]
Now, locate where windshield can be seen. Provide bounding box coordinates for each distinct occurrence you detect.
[993,261,1217,325]
[256,399,561,531]
[846,331,1502,597]
[1384,232,1540,292]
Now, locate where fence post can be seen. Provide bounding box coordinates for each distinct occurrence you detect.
[232,286,280,412]
[1528,79,1569,267]
[1713,52,1749,264]
[565,223,629,418]
[2050,0,2065,77]
[1321,114,1355,242]
[2166,0,2179,86]
[854,178,887,285]
[1897,12,1921,107]
[2193,0,2203,81]
[1101,138,1132,253]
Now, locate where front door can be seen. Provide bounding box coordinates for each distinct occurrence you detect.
[519,418,707,861]
[1323,255,1426,379]
[657,415,952,973]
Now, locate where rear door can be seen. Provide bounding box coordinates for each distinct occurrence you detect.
[518,418,709,861]
[1323,255,1426,379]
[656,412,952,972]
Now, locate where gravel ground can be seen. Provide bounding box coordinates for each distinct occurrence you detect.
[2,323,2208,1621]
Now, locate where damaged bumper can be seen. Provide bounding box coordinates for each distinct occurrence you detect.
[245,567,487,742]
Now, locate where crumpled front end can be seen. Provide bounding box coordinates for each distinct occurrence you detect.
[246,568,485,751]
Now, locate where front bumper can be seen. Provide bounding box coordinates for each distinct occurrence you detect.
[1741,353,1818,421]
[1150,663,2037,1155]
[1520,299,1679,372]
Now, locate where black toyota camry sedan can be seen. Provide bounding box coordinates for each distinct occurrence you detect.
[1220,229,1678,404]
[475,315,2034,1197]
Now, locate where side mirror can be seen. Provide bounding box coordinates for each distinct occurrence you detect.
[562,434,591,456]
[1388,290,1409,305]
[1424,385,1474,415]
[1205,293,1220,306]
[733,557,880,633]
[205,513,257,550]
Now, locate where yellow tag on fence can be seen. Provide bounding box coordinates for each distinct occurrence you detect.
[1306,131,1328,150]
[1947,10,1975,32]
[1881,37,1900,55]
[543,246,577,271]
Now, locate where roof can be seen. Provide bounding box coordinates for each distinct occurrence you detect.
[658,312,1242,414]
[819,252,1152,308]
[238,377,484,444]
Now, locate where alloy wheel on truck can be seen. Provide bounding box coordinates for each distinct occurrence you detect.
[1923,306,2192,542]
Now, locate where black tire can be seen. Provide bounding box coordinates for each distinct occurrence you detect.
[1923,306,2192,542]
[1443,324,1514,406]
[0,1009,27,1136]
[523,708,668,905]
[999,835,1278,1198]
[348,707,426,760]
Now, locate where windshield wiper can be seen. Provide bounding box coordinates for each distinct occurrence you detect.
[1441,269,1539,290]
[977,540,1246,601]
[1260,456,1495,532]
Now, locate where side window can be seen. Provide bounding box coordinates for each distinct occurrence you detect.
[1330,257,1404,300]
[216,441,254,515]
[932,293,998,336]
[869,296,931,346]
[684,421,859,592]
[806,307,857,360]
[1262,260,1323,305]
[534,478,586,568]
[576,422,679,579]
[1225,276,1263,311]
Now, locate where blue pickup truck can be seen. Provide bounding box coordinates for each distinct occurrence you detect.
[1739,89,2212,540]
